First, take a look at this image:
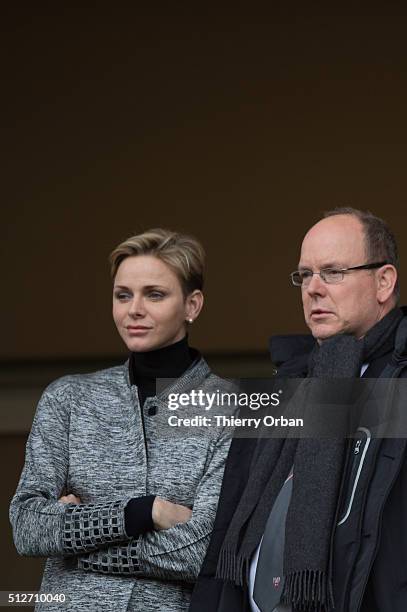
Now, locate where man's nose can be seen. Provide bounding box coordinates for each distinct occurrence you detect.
[304,272,327,296]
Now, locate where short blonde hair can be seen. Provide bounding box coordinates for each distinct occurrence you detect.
[109,228,205,295]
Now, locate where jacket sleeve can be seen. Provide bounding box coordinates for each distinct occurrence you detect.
[9,380,132,557]
[77,429,232,582]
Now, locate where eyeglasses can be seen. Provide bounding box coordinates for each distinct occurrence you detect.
[290,261,389,287]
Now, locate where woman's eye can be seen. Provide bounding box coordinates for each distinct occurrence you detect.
[148,291,165,300]
[115,292,131,300]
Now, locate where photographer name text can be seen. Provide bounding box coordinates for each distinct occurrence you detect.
[167,414,304,429]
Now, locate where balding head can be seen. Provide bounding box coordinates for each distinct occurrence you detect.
[298,212,398,341]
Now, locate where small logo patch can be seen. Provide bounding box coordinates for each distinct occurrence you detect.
[273,576,281,589]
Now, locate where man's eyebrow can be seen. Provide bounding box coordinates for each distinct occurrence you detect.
[297,262,345,271]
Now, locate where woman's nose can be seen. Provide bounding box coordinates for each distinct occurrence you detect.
[128,296,146,317]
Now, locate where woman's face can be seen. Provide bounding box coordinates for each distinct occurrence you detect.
[113,255,202,352]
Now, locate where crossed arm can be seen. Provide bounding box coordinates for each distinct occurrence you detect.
[59,493,192,532]
[9,382,231,582]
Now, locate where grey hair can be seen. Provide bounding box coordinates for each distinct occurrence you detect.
[323,207,399,299]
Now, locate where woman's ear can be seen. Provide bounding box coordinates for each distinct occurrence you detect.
[185,290,204,323]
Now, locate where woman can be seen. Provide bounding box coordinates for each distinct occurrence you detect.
[10,228,233,611]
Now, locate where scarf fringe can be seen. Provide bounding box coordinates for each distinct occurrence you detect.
[282,569,335,612]
[216,548,249,586]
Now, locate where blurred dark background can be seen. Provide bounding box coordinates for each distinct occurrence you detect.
[2,3,407,602]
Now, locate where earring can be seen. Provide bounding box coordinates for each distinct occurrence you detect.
[187,318,193,324]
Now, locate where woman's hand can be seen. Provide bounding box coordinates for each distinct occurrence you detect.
[58,493,82,505]
[152,497,192,530]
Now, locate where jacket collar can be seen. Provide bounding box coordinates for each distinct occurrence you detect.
[269,334,315,377]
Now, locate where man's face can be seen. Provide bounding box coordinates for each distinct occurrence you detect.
[299,215,385,341]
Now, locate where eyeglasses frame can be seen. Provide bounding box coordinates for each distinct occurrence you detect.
[290,261,390,287]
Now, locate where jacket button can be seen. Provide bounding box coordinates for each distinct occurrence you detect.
[148,406,157,416]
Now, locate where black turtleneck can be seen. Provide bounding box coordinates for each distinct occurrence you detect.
[129,335,195,406]
[125,335,197,537]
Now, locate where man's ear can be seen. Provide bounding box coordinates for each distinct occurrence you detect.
[377,265,397,304]
[185,290,204,323]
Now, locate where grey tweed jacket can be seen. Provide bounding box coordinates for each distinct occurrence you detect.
[10,357,233,611]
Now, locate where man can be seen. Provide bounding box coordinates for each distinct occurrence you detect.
[190,208,407,612]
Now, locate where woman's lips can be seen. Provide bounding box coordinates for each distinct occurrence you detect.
[127,326,152,335]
